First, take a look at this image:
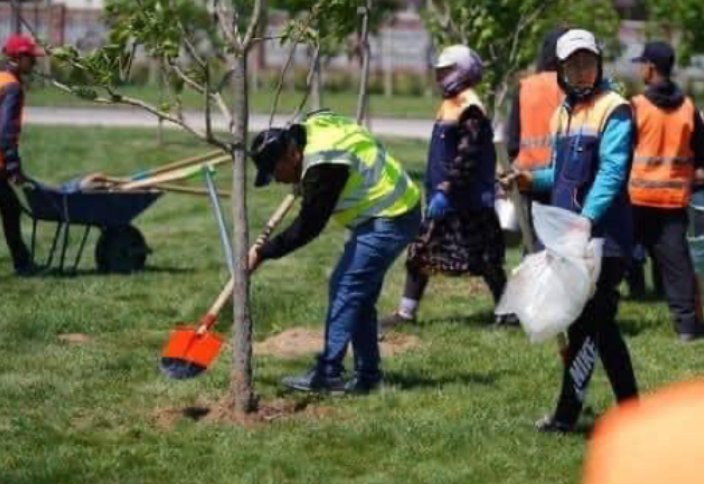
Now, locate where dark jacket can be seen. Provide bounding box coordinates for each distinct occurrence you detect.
[0,68,23,169]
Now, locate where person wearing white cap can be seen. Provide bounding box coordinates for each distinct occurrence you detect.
[501,29,639,432]
[380,44,507,331]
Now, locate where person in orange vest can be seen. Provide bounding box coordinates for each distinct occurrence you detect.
[506,27,566,174]
[0,34,43,275]
[629,41,704,342]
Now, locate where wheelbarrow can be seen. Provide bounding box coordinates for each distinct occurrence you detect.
[19,179,161,274]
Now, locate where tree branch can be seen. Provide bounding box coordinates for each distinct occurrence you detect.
[268,8,319,127]
[355,0,372,124]
[242,0,265,50]
[214,0,240,52]
[290,44,321,122]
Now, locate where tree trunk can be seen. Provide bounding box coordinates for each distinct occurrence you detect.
[229,54,255,416]
[355,0,372,125]
[310,53,322,111]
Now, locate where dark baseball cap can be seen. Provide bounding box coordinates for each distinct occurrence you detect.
[249,128,290,187]
[632,41,675,76]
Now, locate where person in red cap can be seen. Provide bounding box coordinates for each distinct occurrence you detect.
[0,34,44,275]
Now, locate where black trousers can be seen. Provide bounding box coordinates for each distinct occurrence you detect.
[0,176,29,269]
[634,206,704,335]
[402,260,506,306]
[553,257,638,425]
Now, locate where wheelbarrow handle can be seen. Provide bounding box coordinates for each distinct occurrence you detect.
[197,192,297,331]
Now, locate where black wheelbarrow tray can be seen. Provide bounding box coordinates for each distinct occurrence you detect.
[19,180,162,274]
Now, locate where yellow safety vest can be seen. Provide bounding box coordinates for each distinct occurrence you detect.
[302,111,420,228]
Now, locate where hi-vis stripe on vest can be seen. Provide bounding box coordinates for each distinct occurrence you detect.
[515,72,563,170]
[0,71,20,169]
[436,88,485,122]
[302,111,420,228]
[629,95,697,208]
[550,90,627,142]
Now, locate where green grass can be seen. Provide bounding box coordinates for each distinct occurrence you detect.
[1,126,703,484]
[25,84,438,119]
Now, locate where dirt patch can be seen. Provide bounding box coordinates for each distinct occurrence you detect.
[153,396,335,429]
[58,333,92,345]
[254,326,420,359]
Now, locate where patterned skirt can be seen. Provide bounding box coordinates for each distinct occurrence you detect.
[406,208,505,276]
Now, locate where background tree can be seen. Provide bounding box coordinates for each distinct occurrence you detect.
[645,0,704,65]
[422,0,620,121]
[269,0,396,111]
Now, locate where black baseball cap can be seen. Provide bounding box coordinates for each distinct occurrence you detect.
[249,128,291,187]
[632,41,675,76]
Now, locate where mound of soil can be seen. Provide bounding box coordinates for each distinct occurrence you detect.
[254,326,419,359]
[58,333,92,345]
[153,396,335,429]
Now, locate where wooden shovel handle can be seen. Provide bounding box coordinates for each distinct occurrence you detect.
[199,192,297,329]
[132,150,222,180]
[120,156,230,190]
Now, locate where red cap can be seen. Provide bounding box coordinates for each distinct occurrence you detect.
[2,34,45,58]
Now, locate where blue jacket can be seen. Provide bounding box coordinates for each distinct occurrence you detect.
[533,86,634,257]
[425,88,496,210]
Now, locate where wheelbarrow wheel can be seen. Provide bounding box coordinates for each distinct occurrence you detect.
[95,225,149,274]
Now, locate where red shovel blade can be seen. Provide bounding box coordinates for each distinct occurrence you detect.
[160,326,223,380]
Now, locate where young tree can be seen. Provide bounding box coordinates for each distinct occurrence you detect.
[423,0,620,120]
[45,0,265,418]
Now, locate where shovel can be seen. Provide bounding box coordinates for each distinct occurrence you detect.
[160,193,297,379]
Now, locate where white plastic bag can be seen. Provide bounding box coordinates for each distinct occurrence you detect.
[495,203,603,343]
[495,196,519,233]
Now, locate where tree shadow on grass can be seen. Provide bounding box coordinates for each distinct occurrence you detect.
[421,309,502,329]
[384,368,512,390]
[29,265,192,278]
[619,316,666,338]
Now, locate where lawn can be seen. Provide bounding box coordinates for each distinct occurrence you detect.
[25,84,438,119]
[1,125,702,484]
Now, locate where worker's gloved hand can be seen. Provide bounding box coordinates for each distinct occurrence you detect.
[426,191,452,220]
[498,169,532,192]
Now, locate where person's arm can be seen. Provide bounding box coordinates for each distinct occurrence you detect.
[581,105,633,223]
[0,82,22,173]
[506,92,521,161]
[257,164,349,260]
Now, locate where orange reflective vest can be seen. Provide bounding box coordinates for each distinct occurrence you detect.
[0,70,22,170]
[629,94,698,208]
[514,72,563,170]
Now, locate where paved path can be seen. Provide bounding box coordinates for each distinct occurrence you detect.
[24,106,434,140]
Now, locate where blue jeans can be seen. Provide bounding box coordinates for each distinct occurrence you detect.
[319,206,421,380]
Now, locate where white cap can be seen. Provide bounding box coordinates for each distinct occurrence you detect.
[556,29,600,61]
[434,44,474,69]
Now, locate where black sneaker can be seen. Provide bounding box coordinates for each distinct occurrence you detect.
[494,313,520,327]
[280,369,346,394]
[678,332,704,343]
[535,414,574,434]
[344,376,382,395]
